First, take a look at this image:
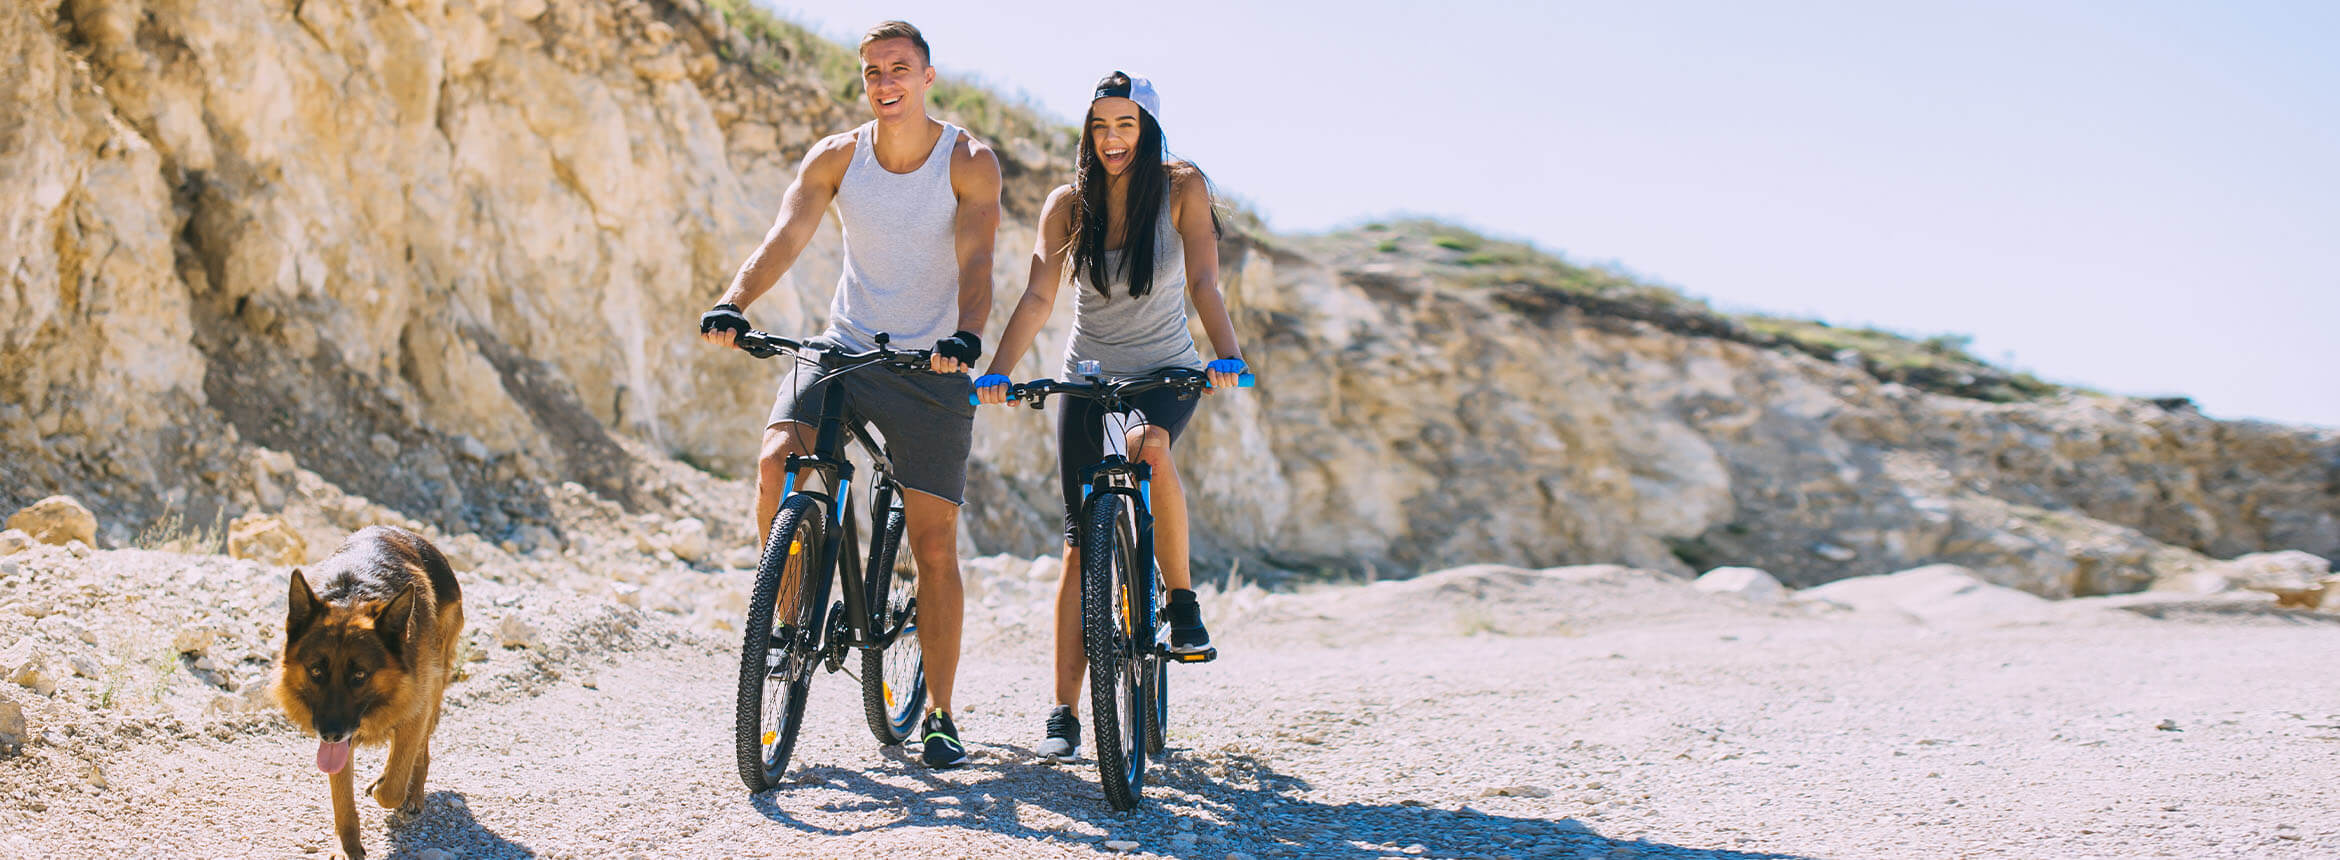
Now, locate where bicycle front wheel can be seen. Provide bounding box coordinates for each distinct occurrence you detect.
[1082,493,1150,810]
[735,494,830,792]
[860,490,925,745]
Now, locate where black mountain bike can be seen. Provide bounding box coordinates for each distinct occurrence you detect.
[731,330,930,792]
[989,364,1252,810]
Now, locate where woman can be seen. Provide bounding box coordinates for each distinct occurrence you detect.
[974,71,1247,759]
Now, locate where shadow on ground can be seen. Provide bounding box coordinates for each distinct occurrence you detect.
[749,743,1813,860]
[384,791,535,859]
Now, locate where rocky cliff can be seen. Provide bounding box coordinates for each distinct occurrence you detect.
[5,0,2335,594]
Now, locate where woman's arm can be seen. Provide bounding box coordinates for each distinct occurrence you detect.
[977,186,1077,402]
[1175,171,1243,389]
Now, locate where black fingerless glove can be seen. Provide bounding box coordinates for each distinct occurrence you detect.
[935,330,983,364]
[700,303,750,337]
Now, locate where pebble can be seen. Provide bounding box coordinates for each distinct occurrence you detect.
[1104,839,1140,851]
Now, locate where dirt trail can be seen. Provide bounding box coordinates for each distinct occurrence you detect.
[7,554,2338,860]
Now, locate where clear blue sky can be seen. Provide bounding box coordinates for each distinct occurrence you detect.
[781,0,2340,427]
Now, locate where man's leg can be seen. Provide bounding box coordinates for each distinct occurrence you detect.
[902,490,964,714]
[754,422,814,551]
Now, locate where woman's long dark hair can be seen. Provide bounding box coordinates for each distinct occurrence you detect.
[1069,80,1219,298]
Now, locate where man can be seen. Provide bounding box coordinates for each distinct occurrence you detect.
[698,20,1000,769]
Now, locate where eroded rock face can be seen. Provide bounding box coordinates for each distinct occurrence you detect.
[3,0,2335,595]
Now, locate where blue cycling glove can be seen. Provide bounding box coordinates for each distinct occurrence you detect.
[1207,357,1247,375]
[974,373,1011,389]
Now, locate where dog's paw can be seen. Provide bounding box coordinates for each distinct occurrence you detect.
[367,777,408,811]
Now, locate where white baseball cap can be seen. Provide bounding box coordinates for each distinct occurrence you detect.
[1092,71,1162,122]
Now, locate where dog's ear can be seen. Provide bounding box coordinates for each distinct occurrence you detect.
[374,583,418,661]
[287,570,322,641]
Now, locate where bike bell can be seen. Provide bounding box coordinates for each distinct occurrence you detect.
[1076,359,1103,379]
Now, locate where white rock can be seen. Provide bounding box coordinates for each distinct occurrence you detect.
[725,545,760,570]
[1694,566,1785,602]
[1800,564,2051,625]
[497,615,540,649]
[2215,550,2331,590]
[173,626,221,655]
[0,529,31,556]
[70,654,104,679]
[611,582,643,608]
[227,514,308,565]
[252,447,297,476]
[660,518,710,563]
[1811,542,1859,562]
[1103,840,1140,852]
[1029,555,1063,583]
[41,616,100,646]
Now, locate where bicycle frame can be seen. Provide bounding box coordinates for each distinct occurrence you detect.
[1071,391,1163,667]
[773,352,916,657]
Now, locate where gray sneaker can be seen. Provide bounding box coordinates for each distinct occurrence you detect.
[1038,705,1079,759]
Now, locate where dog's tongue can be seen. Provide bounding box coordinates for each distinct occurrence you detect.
[316,739,351,774]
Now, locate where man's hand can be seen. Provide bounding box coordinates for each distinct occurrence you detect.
[932,330,982,374]
[699,303,750,348]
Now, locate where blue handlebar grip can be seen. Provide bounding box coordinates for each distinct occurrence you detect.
[969,393,981,406]
[1237,372,1256,388]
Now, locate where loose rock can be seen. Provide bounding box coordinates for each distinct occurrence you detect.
[228,514,308,565]
[7,496,97,547]
[1694,567,1785,602]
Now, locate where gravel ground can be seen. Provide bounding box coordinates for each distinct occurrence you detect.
[5,545,2338,859]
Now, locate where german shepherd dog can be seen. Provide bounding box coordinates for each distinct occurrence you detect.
[273,526,465,859]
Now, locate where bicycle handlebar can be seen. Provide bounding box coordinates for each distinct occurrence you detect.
[736,330,936,371]
[970,368,1255,407]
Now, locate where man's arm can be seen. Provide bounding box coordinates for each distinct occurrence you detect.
[701,134,852,346]
[933,136,1002,372]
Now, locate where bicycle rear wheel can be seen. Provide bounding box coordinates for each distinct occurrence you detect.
[860,488,925,745]
[735,494,830,792]
[1082,493,1150,810]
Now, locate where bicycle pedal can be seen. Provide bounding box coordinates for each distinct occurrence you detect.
[1169,647,1217,664]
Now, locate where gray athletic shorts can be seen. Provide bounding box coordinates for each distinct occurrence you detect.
[766,341,976,505]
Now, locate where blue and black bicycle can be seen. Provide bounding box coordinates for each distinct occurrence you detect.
[983,362,1253,810]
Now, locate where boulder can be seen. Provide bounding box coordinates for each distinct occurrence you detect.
[2216,551,2333,607]
[1694,566,1785,602]
[1800,564,2051,626]
[7,497,96,547]
[226,514,308,566]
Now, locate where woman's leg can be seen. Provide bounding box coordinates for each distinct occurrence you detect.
[1052,398,1103,714]
[1125,424,1191,591]
[1052,541,1085,712]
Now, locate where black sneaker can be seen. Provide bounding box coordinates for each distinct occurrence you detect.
[919,709,969,768]
[1163,590,1213,655]
[1038,705,1080,759]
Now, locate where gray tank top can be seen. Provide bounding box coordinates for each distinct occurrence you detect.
[825,120,963,352]
[1063,194,1206,378]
